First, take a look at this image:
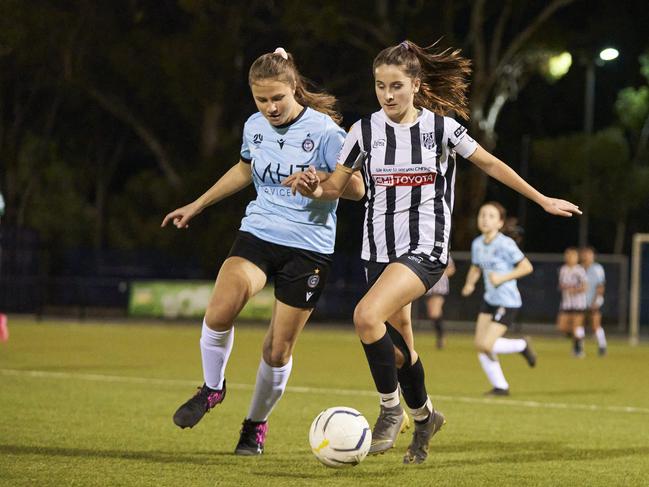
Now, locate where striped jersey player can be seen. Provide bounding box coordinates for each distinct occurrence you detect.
[284,39,581,465]
[338,107,476,267]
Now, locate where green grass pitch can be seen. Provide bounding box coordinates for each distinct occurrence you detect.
[1,317,648,486]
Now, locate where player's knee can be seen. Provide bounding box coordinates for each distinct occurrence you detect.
[264,343,291,367]
[353,303,380,336]
[204,305,234,332]
[474,337,490,354]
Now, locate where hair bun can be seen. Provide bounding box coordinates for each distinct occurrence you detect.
[273,47,288,60]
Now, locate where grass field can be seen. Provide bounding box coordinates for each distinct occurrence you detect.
[1,317,648,486]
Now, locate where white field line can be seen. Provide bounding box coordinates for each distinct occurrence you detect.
[2,368,648,415]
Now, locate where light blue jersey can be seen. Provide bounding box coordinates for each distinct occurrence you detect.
[471,233,526,308]
[585,262,605,306]
[239,107,345,254]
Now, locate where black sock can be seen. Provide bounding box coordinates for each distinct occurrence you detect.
[361,331,398,394]
[397,357,428,410]
[434,318,444,335]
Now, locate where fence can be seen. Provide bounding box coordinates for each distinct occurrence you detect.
[0,252,631,332]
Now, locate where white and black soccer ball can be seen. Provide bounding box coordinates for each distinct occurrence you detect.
[308,406,371,468]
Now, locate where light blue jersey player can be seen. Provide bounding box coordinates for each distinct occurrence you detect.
[240,107,344,253]
[579,246,608,355]
[471,232,525,308]
[462,202,536,396]
[162,47,365,456]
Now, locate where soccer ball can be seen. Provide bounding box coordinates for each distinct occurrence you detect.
[308,406,372,468]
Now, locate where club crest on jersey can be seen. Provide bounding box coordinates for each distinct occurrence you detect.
[302,136,314,152]
[253,133,263,145]
[421,132,435,150]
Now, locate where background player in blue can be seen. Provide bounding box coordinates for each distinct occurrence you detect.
[285,40,580,464]
[461,202,536,396]
[580,246,608,356]
[161,47,364,455]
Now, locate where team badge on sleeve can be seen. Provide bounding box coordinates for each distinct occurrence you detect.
[454,126,467,138]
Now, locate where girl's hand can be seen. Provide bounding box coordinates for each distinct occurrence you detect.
[161,202,201,229]
[283,166,321,197]
[541,197,582,217]
[488,272,505,287]
[461,283,475,297]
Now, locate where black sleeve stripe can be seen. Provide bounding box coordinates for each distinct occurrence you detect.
[240,155,252,164]
[342,141,361,168]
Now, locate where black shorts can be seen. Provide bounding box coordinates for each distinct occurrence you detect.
[480,302,519,328]
[228,231,332,309]
[363,252,447,292]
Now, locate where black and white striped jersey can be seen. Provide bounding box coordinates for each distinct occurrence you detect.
[559,264,588,311]
[338,108,477,264]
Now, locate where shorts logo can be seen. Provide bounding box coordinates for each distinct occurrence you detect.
[421,132,435,150]
[373,172,436,186]
[302,136,314,152]
[372,138,386,148]
[253,133,263,145]
[306,291,314,301]
[307,271,320,289]
[407,255,423,264]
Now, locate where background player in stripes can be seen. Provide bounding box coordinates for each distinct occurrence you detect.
[461,202,536,396]
[424,255,455,349]
[285,39,580,464]
[557,247,588,357]
[580,246,608,356]
[161,47,364,455]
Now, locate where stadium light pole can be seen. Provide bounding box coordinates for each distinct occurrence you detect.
[578,47,619,248]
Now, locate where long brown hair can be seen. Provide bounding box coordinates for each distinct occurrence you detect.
[248,49,342,125]
[373,40,471,120]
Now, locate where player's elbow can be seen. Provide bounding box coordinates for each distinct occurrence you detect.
[519,259,533,276]
[348,185,366,201]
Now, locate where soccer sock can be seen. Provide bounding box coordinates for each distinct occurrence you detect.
[478,353,509,390]
[492,337,527,354]
[200,320,234,390]
[573,325,585,352]
[397,357,428,410]
[361,331,399,405]
[412,397,433,423]
[246,357,293,422]
[595,327,607,348]
[433,318,444,334]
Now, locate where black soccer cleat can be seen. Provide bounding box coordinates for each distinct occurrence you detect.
[484,387,510,397]
[173,381,226,429]
[403,409,446,464]
[598,346,607,357]
[520,336,537,367]
[234,419,268,456]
